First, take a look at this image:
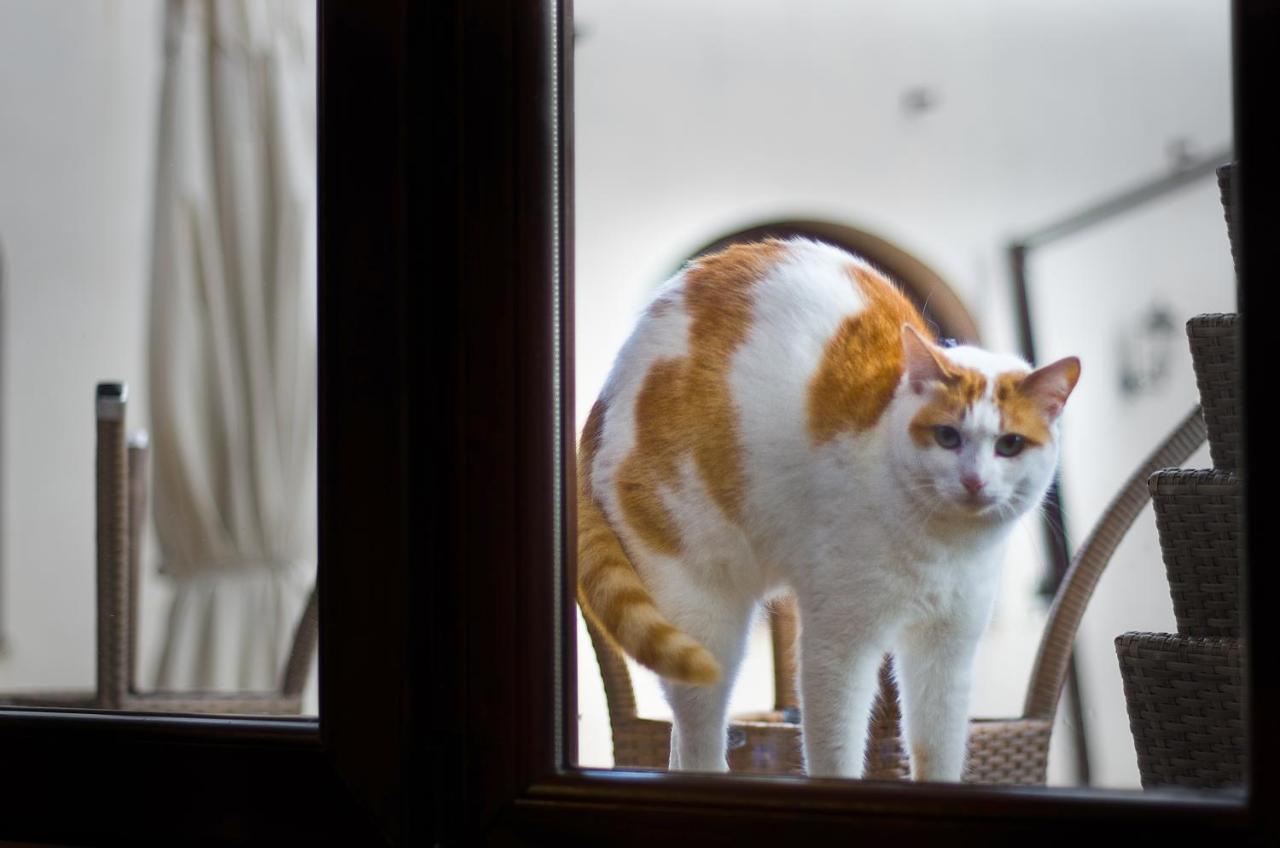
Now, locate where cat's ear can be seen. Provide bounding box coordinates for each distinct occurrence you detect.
[1020,357,1081,419]
[901,324,951,394]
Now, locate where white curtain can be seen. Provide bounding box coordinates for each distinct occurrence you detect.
[147,0,317,700]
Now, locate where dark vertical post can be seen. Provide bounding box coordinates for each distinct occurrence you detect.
[1237,0,1278,839]
[560,0,578,770]
[95,382,130,710]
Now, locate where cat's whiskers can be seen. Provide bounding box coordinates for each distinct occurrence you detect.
[1026,498,1074,555]
[998,496,1071,593]
[900,483,961,535]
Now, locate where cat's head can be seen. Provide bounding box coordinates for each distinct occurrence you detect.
[889,325,1080,526]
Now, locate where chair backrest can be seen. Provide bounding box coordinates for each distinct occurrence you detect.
[582,607,639,729]
[127,430,149,694]
[281,585,319,698]
[768,598,799,712]
[98,382,319,713]
[95,383,131,709]
[1022,406,1206,719]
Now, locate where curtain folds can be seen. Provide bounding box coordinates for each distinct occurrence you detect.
[147,0,316,700]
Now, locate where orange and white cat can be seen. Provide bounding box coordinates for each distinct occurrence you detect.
[578,238,1079,780]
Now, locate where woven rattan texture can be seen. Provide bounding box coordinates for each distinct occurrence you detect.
[1115,632,1245,789]
[1186,314,1239,471]
[609,712,1049,784]
[1149,469,1241,637]
[1023,407,1207,719]
[96,415,130,709]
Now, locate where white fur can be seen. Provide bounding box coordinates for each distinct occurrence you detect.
[591,239,1064,780]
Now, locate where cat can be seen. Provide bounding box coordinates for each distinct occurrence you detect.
[577,237,1079,780]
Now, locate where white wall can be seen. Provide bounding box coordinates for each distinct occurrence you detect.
[0,0,166,690]
[573,0,1233,787]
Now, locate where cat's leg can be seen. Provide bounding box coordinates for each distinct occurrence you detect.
[662,676,739,773]
[658,592,754,774]
[894,618,984,782]
[796,595,892,778]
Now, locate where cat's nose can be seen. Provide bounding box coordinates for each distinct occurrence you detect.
[961,474,986,494]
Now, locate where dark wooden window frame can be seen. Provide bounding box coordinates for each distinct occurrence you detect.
[0,3,414,844]
[0,1,1273,845]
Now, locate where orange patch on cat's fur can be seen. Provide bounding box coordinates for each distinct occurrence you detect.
[616,359,687,555]
[682,241,787,522]
[582,241,785,687]
[994,357,1080,445]
[993,372,1048,445]
[808,265,931,443]
[617,240,786,546]
[577,399,721,685]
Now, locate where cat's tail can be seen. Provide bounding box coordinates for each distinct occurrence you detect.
[577,407,721,686]
[577,491,722,686]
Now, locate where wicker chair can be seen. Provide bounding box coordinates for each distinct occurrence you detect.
[0,382,317,714]
[1111,165,1245,791]
[585,406,1208,782]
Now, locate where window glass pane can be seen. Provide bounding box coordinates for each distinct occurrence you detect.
[0,0,318,717]
[574,0,1237,791]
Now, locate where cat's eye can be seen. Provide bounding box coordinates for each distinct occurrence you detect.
[995,434,1026,457]
[933,426,962,450]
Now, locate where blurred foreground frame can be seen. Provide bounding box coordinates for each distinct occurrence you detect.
[0,1,1274,845]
